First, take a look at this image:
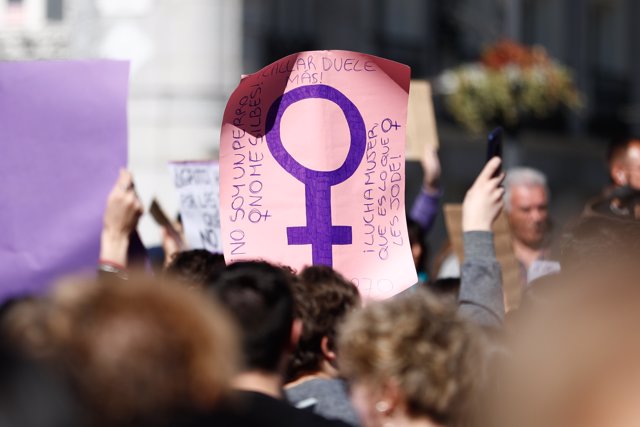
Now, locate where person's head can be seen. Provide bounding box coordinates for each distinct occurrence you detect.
[338,293,478,427]
[428,277,461,307]
[0,346,84,427]
[608,136,640,189]
[164,250,226,289]
[504,167,550,248]
[211,261,297,374]
[559,215,640,273]
[46,275,238,426]
[0,297,54,360]
[498,267,640,427]
[286,266,361,382]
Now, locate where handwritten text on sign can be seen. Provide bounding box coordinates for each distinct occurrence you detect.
[220,50,417,300]
[169,162,222,253]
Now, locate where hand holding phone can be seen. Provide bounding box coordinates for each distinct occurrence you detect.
[149,199,183,246]
[487,127,503,178]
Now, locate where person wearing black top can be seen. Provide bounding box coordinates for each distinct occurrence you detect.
[206,261,351,427]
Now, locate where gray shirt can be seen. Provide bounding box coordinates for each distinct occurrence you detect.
[459,231,505,327]
[285,378,360,427]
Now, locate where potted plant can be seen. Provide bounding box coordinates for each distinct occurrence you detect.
[437,40,583,135]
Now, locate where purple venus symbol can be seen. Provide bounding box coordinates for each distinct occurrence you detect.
[266,84,366,267]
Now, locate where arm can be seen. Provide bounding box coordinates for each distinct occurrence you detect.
[458,157,505,327]
[459,231,504,326]
[98,169,144,278]
[409,146,441,233]
[161,221,187,268]
[409,190,440,233]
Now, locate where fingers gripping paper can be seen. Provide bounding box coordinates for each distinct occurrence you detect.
[220,51,417,300]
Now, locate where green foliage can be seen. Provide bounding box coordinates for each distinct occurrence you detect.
[441,47,583,134]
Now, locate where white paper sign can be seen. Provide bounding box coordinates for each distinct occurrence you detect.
[169,161,222,253]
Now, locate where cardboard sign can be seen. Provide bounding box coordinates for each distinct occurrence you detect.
[169,162,222,253]
[406,80,439,160]
[0,60,129,302]
[443,204,523,311]
[219,50,417,300]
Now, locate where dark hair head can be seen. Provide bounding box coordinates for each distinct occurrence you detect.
[212,261,295,373]
[606,135,640,165]
[0,326,85,427]
[287,266,361,381]
[164,250,226,289]
[428,277,461,306]
[560,215,640,272]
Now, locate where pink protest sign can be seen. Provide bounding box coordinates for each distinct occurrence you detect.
[220,50,417,300]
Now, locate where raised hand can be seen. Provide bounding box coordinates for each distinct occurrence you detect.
[421,145,441,195]
[100,169,144,267]
[463,157,505,232]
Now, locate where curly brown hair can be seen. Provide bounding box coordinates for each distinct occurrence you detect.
[338,292,479,426]
[164,249,226,288]
[287,266,361,381]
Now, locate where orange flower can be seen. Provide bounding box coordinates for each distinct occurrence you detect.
[481,39,547,70]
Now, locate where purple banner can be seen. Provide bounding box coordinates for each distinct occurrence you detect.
[0,60,129,302]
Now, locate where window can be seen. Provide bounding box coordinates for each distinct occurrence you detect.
[47,0,63,21]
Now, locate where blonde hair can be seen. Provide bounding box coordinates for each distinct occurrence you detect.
[338,292,479,425]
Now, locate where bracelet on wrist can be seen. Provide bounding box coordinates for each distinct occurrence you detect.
[98,259,126,271]
[98,260,128,280]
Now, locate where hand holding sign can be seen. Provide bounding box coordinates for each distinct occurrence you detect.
[149,199,183,247]
[103,170,144,236]
[100,169,144,267]
[220,50,417,300]
[149,199,185,266]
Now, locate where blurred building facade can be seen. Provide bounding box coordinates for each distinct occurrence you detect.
[0,0,242,244]
[1,0,638,244]
[244,0,640,136]
[241,0,640,251]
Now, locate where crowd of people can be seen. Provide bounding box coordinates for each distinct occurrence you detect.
[3,132,640,427]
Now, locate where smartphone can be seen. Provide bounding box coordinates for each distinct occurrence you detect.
[149,198,183,246]
[487,127,503,177]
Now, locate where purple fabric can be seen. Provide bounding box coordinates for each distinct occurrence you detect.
[409,188,440,233]
[0,60,129,302]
